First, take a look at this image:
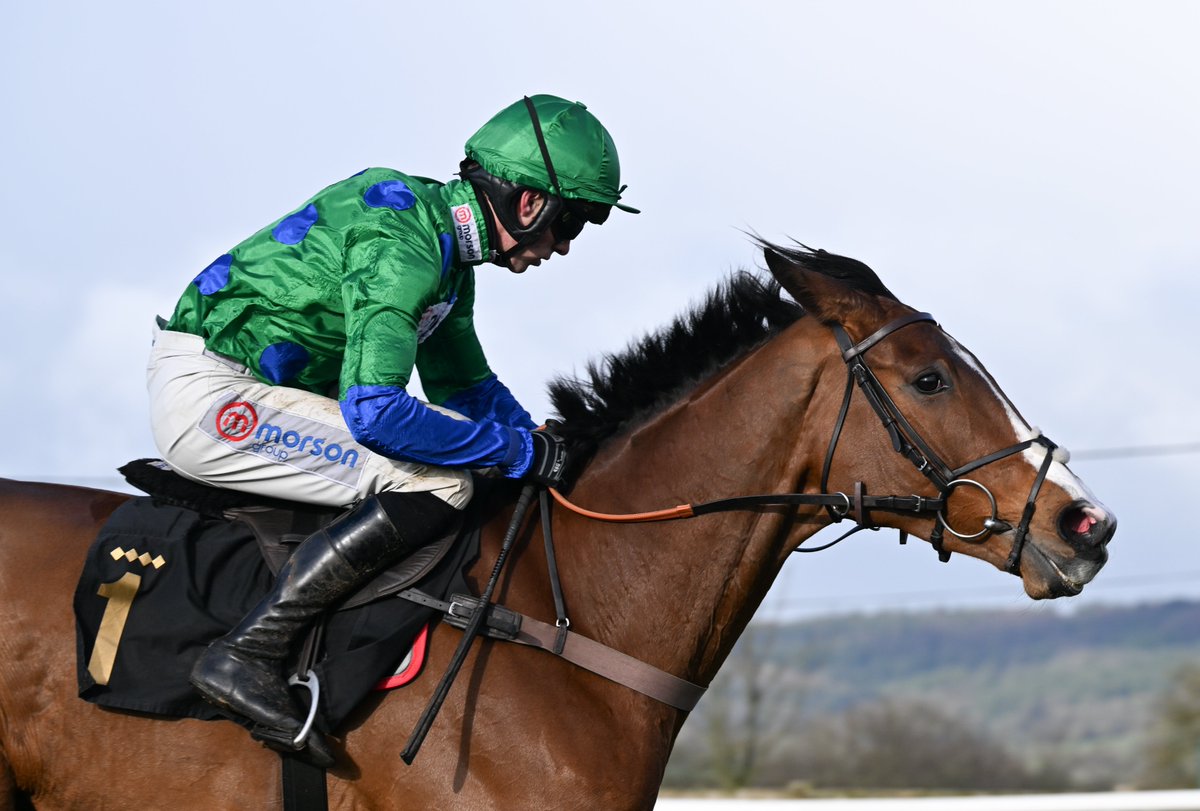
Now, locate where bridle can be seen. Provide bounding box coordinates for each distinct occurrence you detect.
[825,311,1060,573]
[551,310,1061,574]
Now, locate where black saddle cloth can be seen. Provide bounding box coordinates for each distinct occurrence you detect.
[73,461,483,733]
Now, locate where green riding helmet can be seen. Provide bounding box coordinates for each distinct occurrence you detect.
[461,94,637,257]
[466,94,637,211]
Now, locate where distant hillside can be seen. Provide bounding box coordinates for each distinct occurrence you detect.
[666,600,1200,791]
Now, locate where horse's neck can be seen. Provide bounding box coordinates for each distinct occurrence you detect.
[556,321,833,687]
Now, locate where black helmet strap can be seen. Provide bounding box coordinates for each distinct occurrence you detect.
[523,96,562,197]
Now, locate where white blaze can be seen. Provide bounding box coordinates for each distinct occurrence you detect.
[945,336,1103,508]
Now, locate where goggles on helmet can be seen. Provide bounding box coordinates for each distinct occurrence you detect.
[550,198,611,243]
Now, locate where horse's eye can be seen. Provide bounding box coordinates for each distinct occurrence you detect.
[914,372,947,394]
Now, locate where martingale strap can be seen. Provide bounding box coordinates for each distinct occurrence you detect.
[539,489,570,654]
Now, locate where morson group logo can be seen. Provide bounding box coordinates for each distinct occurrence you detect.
[450,203,483,262]
[199,397,365,488]
[215,401,258,441]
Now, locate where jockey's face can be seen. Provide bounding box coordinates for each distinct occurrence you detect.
[493,190,572,274]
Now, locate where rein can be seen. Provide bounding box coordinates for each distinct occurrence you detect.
[550,310,1062,572]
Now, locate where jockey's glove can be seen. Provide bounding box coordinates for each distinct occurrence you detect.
[526,428,571,490]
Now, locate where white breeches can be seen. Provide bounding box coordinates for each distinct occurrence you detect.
[146,327,473,510]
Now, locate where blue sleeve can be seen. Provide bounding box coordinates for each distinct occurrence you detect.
[440,374,538,431]
[341,384,534,475]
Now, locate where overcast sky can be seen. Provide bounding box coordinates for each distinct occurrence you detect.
[3,1,1198,619]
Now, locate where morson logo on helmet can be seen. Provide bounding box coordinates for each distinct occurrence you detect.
[451,204,483,262]
[198,396,365,488]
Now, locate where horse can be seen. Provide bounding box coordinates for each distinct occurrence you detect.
[0,243,1114,810]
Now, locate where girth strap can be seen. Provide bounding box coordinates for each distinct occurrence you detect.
[281,755,328,811]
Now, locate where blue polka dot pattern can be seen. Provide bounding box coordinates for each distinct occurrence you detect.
[438,233,453,275]
[364,180,417,211]
[192,254,233,295]
[259,341,310,384]
[272,204,319,245]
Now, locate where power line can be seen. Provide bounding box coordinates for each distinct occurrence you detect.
[1071,442,1200,461]
[763,570,1200,611]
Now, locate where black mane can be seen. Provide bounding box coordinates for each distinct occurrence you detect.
[547,243,897,471]
[548,270,804,465]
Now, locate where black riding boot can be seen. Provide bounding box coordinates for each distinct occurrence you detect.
[190,491,458,765]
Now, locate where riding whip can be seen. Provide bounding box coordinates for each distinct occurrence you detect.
[400,483,538,764]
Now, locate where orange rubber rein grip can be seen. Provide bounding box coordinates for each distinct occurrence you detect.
[547,487,695,523]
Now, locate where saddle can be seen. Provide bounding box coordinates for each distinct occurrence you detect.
[73,459,481,731]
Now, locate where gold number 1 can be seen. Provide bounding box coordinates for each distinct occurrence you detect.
[87,571,143,685]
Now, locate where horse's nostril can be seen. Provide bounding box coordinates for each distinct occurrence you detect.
[1064,506,1096,536]
[1058,501,1113,547]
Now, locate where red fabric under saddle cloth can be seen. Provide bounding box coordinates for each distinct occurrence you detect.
[376,624,430,690]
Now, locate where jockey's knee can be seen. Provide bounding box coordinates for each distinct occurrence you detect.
[375,468,473,512]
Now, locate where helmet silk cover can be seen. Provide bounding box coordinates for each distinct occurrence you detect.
[465,94,636,213]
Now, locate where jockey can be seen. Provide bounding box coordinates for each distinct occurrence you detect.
[146,94,636,763]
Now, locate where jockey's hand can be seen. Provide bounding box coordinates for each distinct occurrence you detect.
[526,427,570,490]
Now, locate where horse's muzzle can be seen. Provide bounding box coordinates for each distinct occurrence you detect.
[1020,499,1115,598]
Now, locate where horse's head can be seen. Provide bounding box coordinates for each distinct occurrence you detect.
[764,243,1114,599]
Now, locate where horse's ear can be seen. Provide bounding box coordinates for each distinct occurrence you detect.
[763,243,897,325]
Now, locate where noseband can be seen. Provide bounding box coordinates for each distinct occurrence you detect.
[826,312,1060,573]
